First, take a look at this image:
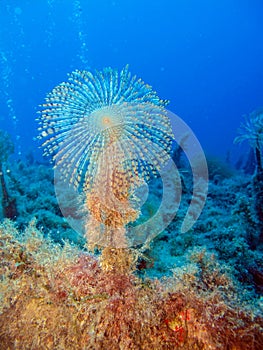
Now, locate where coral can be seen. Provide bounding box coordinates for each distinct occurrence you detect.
[37,65,173,268]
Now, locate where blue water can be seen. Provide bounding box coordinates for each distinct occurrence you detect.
[0,0,262,162]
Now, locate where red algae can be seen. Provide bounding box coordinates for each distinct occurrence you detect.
[0,221,262,350]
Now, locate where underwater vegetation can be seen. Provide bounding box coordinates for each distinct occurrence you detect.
[0,68,262,349]
[0,220,262,349]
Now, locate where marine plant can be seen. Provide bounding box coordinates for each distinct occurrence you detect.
[234,109,263,244]
[37,65,173,271]
[0,220,262,349]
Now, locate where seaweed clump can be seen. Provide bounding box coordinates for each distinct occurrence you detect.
[0,220,262,349]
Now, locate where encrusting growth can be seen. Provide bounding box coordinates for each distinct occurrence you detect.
[38,65,173,270]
